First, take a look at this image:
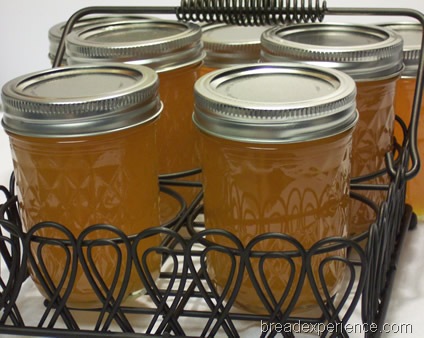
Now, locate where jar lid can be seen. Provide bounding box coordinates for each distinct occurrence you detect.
[379,22,422,77]
[1,63,162,138]
[48,15,152,62]
[66,19,205,71]
[261,23,404,80]
[201,23,271,68]
[193,63,358,143]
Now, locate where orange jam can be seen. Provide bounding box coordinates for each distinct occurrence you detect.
[348,77,398,235]
[156,63,203,223]
[1,64,162,306]
[66,19,205,223]
[380,22,424,220]
[394,77,424,218]
[199,65,218,77]
[260,23,404,236]
[200,130,353,314]
[8,124,161,306]
[193,63,358,314]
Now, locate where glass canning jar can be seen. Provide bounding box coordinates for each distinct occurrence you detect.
[381,22,424,220]
[261,23,404,236]
[1,63,162,307]
[48,15,152,65]
[193,63,358,314]
[200,23,271,75]
[66,19,205,224]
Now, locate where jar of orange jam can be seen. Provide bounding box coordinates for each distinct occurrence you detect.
[193,63,358,314]
[200,23,271,75]
[261,23,404,236]
[66,19,205,223]
[380,23,424,220]
[1,64,162,307]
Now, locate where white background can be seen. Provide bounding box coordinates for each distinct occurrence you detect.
[1,0,424,337]
[1,0,424,89]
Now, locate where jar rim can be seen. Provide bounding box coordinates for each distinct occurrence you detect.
[66,19,205,71]
[1,63,162,138]
[379,22,422,77]
[48,15,154,61]
[260,22,404,80]
[193,62,358,144]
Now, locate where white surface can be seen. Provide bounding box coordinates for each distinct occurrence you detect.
[1,0,424,337]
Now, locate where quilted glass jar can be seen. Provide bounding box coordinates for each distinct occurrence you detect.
[261,23,404,236]
[193,63,358,314]
[48,14,152,65]
[1,63,162,306]
[66,19,205,223]
[382,22,424,220]
[200,23,270,75]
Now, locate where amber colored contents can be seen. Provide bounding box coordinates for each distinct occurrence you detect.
[199,129,353,314]
[199,65,218,77]
[156,63,203,223]
[394,77,424,219]
[349,76,398,236]
[8,121,161,306]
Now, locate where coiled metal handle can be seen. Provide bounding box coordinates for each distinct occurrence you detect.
[176,0,327,25]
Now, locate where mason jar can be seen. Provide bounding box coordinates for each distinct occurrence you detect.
[66,19,205,223]
[48,15,152,65]
[380,22,424,220]
[193,63,358,314]
[200,23,271,75]
[261,23,404,236]
[1,63,162,306]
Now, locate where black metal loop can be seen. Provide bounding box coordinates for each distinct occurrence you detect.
[176,0,327,25]
[0,157,415,337]
[1,3,422,338]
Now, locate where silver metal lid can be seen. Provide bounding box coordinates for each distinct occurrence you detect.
[379,22,422,77]
[48,15,153,62]
[261,23,404,80]
[1,63,162,138]
[193,63,358,143]
[66,19,205,72]
[201,23,271,68]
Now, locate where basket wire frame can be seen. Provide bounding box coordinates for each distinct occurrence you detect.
[0,1,423,337]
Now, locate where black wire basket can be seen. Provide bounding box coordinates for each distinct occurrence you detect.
[0,1,423,337]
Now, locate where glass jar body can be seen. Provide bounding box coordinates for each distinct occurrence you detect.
[8,121,161,306]
[156,63,203,223]
[349,76,398,235]
[199,129,354,314]
[199,64,219,77]
[393,76,424,219]
[66,60,203,223]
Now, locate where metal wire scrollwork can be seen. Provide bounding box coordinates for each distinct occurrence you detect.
[0,2,423,337]
[0,190,25,329]
[176,0,327,25]
[362,144,413,338]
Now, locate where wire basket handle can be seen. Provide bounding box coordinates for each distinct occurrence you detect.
[53,2,424,180]
[176,0,327,25]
